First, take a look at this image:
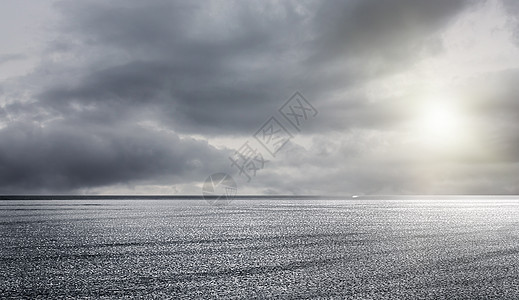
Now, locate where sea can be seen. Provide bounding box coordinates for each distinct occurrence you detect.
[1,196,518,299]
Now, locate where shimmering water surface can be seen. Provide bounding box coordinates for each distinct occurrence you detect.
[1,198,519,299]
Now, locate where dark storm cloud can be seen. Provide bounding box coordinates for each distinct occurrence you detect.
[40,0,302,134]
[40,0,479,134]
[0,0,493,193]
[312,0,471,61]
[0,120,230,194]
[38,60,280,133]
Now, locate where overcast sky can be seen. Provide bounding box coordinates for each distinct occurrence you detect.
[1,0,519,195]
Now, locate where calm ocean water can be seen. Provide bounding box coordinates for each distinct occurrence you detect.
[1,197,519,299]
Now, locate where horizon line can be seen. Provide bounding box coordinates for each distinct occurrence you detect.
[1,194,519,200]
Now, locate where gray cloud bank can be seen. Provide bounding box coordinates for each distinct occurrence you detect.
[2,0,519,194]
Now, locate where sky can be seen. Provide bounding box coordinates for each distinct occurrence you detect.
[1,0,519,195]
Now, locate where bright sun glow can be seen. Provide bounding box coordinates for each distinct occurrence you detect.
[423,104,459,135]
[418,101,465,147]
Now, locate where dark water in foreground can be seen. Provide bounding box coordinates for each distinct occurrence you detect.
[1,198,519,299]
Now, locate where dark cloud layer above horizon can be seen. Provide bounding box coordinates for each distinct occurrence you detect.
[2,0,519,194]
